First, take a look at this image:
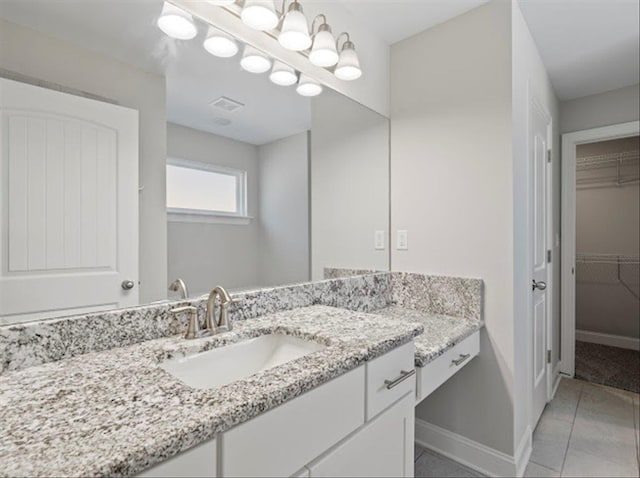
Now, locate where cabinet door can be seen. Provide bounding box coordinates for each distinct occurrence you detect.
[137,438,216,478]
[308,393,414,478]
[221,367,365,477]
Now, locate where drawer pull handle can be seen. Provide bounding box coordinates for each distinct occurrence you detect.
[451,354,471,366]
[384,369,416,390]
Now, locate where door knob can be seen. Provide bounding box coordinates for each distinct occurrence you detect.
[121,280,135,290]
[532,280,547,291]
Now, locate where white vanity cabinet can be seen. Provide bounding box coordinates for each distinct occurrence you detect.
[138,439,217,478]
[306,393,414,477]
[136,341,416,478]
[220,366,366,477]
[415,330,480,404]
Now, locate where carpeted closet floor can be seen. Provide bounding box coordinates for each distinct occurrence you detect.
[574,340,640,393]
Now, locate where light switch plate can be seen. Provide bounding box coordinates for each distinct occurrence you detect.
[374,230,385,250]
[397,230,408,250]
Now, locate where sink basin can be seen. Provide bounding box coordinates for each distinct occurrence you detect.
[160,334,326,390]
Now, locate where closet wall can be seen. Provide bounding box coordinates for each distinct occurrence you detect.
[575,136,640,344]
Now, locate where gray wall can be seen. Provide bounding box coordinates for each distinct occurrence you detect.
[0,18,167,303]
[575,136,640,339]
[561,84,640,133]
[167,123,260,296]
[311,90,390,280]
[257,132,310,287]
[391,0,515,455]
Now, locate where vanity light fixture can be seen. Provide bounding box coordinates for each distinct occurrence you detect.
[269,61,298,86]
[203,26,239,58]
[279,1,312,51]
[240,45,272,73]
[309,15,339,68]
[296,74,323,97]
[241,0,279,31]
[157,2,198,40]
[334,33,362,81]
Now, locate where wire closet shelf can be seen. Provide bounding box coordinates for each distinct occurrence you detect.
[576,149,640,189]
[576,253,640,300]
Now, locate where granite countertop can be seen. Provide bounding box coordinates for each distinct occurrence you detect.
[373,306,483,367]
[0,305,423,478]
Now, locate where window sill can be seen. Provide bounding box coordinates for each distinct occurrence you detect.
[167,209,253,225]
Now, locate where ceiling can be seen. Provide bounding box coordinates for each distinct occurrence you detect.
[1,0,637,128]
[336,0,489,44]
[518,0,640,101]
[0,0,311,145]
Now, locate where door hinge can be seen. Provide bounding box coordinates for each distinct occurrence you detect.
[547,150,552,163]
[547,249,552,263]
[547,350,552,364]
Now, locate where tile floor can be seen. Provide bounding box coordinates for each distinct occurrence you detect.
[526,378,639,477]
[414,378,640,478]
[414,444,483,478]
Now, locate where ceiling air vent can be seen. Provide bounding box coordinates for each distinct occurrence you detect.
[209,96,245,113]
[212,117,232,126]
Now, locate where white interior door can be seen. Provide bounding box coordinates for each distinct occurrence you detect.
[530,97,551,427]
[0,78,139,323]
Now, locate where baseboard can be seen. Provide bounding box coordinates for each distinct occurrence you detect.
[576,329,640,351]
[415,418,528,477]
[514,426,532,478]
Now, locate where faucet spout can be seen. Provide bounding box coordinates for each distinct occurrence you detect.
[205,286,237,334]
[168,278,189,299]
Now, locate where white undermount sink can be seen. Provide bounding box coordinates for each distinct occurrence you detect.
[160,334,326,390]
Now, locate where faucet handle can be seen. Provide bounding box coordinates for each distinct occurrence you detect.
[217,291,240,332]
[170,306,199,340]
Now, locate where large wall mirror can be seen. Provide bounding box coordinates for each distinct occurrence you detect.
[0,0,389,324]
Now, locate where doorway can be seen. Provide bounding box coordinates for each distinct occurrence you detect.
[561,121,640,393]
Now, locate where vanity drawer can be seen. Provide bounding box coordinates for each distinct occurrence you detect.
[365,341,415,420]
[220,366,365,477]
[416,330,479,403]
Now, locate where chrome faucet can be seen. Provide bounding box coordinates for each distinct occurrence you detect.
[205,286,238,334]
[168,278,189,299]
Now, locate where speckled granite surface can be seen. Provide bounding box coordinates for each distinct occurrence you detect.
[373,306,483,367]
[391,272,482,320]
[0,273,392,373]
[324,267,380,279]
[0,305,421,478]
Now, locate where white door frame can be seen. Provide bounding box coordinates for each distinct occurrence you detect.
[560,120,640,377]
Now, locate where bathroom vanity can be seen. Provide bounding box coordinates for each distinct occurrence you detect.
[142,341,417,478]
[1,305,423,477]
[0,279,483,478]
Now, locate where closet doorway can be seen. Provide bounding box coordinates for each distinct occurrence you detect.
[561,121,640,393]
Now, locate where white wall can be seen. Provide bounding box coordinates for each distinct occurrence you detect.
[575,137,640,339]
[167,123,260,296]
[561,84,640,134]
[0,18,167,303]
[311,90,390,280]
[257,132,310,287]
[391,0,515,455]
[512,0,560,452]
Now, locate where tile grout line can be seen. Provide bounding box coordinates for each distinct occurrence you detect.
[558,381,584,477]
[635,396,640,474]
